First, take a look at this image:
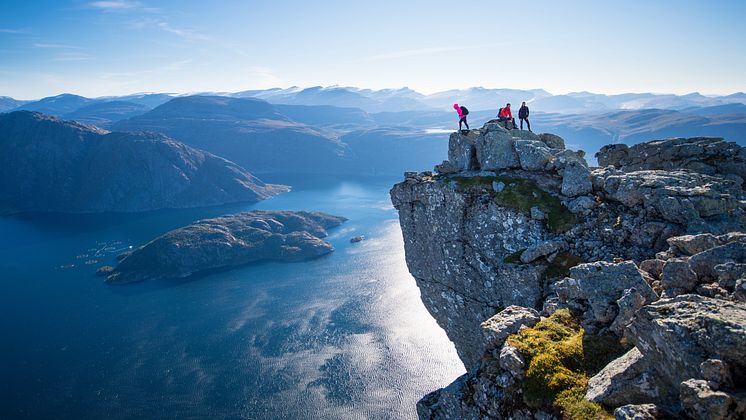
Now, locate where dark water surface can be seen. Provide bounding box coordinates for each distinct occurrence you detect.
[0,175,464,419]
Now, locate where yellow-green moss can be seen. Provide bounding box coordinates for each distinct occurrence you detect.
[452,175,576,233]
[506,309,622,420]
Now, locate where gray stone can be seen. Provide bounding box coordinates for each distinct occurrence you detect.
[680,379,746,420]
[566,195,596,215]
[689,241,746,281]
[499,344,525,377]
[561,160,593,197]
[434,160,459,174]
[530,206,546,220]
[492,180,505,193]
[714,262,746,291]
[586,347,666,407]
[613,404,660,420]
[514,140,553,171]
[610,288,648,336]
[700,359,733,390]
[627,295,746,393]
[560,261,658,325]
[538,133,565,149]
[639,259,665,280]
[476,129,521,171]
[448,130,480,171]
[660,258,699,297]
[734,279,746,302]
[519,240,567,264]
[480,306,540,352]
[667,233,720,256]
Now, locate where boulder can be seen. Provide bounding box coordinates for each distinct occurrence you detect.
[538,133,565,149]
[434,160,459,174]
[713,262,746,291]
[499,344,525,378]
[480,306,540,352]
[514,140,553,171]
[610,288,648,336]
[586,347,667,407]
[666,233,720,256]
[613,404,661,420]
[626,295,746,391]
[639,259,665,280]
[561,160,593,197]
[680,379,746,420]
[476,129,520,171]
[557,261,658,325]
[660,258,699,297]
[689,241,746,281]
[700,359,733,390]
[448,130,481,171]
[519,240,567,263]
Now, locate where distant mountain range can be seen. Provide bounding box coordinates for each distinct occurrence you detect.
[2,86,745,171]
[112,95,448,175]
[0,111,285,214]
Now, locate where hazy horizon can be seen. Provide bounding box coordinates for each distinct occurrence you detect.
[2,0,745,99]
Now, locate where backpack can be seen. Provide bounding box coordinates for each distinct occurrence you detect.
[460,106,469,116]
[497,108,503,117]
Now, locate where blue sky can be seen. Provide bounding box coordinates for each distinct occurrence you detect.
[1,0,744,99]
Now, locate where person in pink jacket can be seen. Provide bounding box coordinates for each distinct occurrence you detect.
[454,103,469,132]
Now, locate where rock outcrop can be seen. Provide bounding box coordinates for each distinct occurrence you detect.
[106,211,346,283]
[390,123,746,419]
[0,111,286,213]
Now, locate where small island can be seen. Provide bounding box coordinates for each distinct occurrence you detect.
[106,210,347,284]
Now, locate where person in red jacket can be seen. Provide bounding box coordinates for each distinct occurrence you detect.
[497,103,517,129]
[454,103,469,132]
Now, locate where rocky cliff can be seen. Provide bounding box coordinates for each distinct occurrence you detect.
[390,121,746,419]
[0,111,286,213]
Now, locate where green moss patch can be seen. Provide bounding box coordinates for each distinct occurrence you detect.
[452,175,576,233]
[507,309,623,419]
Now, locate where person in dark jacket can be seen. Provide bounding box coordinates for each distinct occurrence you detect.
[518,101,531,132]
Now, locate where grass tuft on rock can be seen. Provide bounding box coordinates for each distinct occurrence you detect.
[452,175,576,233]
[507,309,622,420]
[504,249,526,264]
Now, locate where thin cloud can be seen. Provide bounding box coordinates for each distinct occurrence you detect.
[52,52,94,62]
[88,1,140,9]
[0,28,23,34]
[33,43,83,49]
[157,22,210,41]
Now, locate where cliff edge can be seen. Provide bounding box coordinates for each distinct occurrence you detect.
[391,122,746,419]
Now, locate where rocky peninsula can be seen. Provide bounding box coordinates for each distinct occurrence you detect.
[391,121,746,419]
[106,211,346,284]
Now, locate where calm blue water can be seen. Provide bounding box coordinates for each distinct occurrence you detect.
[0,176,464,419]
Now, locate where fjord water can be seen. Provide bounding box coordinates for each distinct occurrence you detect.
[0,176,464,419]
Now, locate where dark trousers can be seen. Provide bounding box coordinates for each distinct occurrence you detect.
[520,117,531,131]
[459,117,469,130]
[498,116,516,129]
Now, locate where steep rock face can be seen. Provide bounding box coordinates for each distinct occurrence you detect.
[391,125,746,419]
[107,211,346,283]
[0,111,285,213]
